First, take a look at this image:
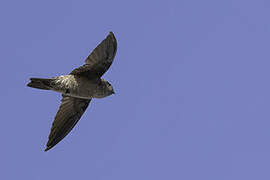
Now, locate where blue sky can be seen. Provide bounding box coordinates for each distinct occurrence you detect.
[1,0,270,179]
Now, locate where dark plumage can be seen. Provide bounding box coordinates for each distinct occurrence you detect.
[27,32,117,151]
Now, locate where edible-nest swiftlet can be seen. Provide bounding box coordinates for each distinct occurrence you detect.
[27,32,117,151]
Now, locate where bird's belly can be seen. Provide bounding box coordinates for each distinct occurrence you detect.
[53,75,97,99]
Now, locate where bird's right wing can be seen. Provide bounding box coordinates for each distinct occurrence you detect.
[70,32,117,78]
[45,95,91,151]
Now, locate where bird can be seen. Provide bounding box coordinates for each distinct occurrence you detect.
[27,32,117,151]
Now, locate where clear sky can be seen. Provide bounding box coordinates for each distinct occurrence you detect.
[1,0,269,179]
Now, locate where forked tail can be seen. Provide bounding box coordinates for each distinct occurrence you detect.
[27,78,53,90]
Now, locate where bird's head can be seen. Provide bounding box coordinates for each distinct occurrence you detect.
[103,80,115,96]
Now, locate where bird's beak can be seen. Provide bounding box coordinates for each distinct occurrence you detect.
[112,90,115,94]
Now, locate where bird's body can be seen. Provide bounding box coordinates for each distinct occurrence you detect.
[27,32,117,151]
[35,75,113,99]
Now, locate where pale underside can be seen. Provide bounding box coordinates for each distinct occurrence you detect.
[52,75,106,99]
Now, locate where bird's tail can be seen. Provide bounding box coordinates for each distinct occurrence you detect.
[27,78,54,90]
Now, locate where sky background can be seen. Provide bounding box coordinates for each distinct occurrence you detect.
[0,0,270,179]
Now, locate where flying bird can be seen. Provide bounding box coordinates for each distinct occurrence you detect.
[27,32,117,151]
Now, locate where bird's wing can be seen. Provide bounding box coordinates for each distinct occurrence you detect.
[45,95,91,151]
[70,32,117,78]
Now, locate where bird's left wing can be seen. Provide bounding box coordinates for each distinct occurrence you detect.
[45,95,91,151]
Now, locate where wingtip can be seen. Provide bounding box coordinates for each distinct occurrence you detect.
[44,146,51,152]
[109,31,116,39]
[108,32,117,49]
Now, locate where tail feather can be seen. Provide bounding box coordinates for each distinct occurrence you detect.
[27,78,53,90]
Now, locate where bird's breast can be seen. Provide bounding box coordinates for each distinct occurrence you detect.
[53,75,99,99]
